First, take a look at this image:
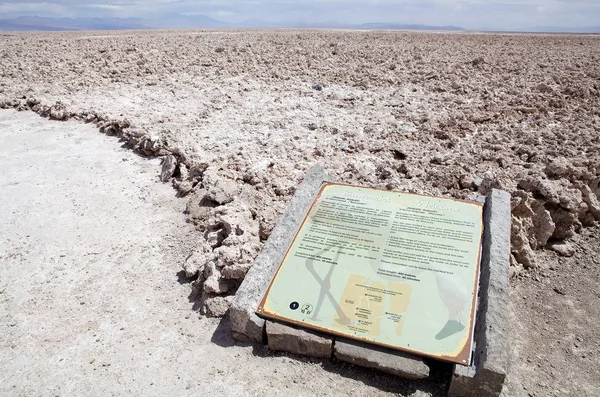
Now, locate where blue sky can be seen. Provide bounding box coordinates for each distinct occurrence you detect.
[0,1,599,29]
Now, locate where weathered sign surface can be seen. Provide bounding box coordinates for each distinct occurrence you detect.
[257,183,483,365]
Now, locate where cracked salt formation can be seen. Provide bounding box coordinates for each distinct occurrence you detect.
[1,30,598,315]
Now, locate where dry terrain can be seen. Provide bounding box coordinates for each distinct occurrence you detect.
[0,30,599,396]
[0,110,425,397]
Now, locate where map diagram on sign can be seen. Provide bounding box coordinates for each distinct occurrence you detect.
[256,183,483,365]
[336,274,412,338]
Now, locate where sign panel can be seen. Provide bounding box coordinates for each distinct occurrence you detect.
[257,183,484,365]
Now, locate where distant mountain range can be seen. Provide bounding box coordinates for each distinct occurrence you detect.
[0,15,598,33]
[0,16,150,31]
[472,25,600,33]
[0,15,465,31]
[527,26,600,33]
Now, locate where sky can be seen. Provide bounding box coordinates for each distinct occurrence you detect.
[0,0,599,29]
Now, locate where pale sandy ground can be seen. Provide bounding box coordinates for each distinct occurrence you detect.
[0,110,443,397]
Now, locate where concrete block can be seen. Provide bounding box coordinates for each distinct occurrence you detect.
[334,338,430,380]
[266,321,333,358]
[232,313,265,344]
[230,165,330,343]
[449,189,511,397]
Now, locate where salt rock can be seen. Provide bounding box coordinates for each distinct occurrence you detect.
[178,163,189,181]
[202,295,234,317]
[531,201,555,248]
[548,241,575,257]
[49,102,69,121]
[459,175,474,189]
[203,202,261,284]
[183,242,213,278]
[591,178,600,199]
[160,155,177,182]
[347,159,377,179]
[549,208,578,240]
[510,218,537,268]
[518,176,560,204]
[577,183,600,220]
[187,195,262,294]
[175,180,194,195]
[249,158,274,173]
[221,263,253,280]
[545,157,571,177]
[213,245,243,268]
[511,191,535,217]
[579,210,596,226]
[203,263,233,294]
[477,171,499,196]
[272,180,295,196]
[202,169,240,205]
[207,203,259,246]
[511,192,555,249]
[206,230,225,248]
[535,83,554,94]
[518,176,586,218]
[184,189,215,226]
[557,186,584,212]
[257,205,280,241]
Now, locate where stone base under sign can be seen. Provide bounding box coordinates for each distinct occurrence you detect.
[264,320,431,379]
[266,320,334,358]
[448,189,511,397]
[334,337,430,380]
[229,165,511,396]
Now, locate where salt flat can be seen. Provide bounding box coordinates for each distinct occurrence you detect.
[0,29,599,396]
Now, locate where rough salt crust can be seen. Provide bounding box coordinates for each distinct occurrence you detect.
[1,29,598,315]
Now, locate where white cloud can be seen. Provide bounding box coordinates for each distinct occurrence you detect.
[0,1,73,17]
[87,4,123,10]
[0,0,598,28]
